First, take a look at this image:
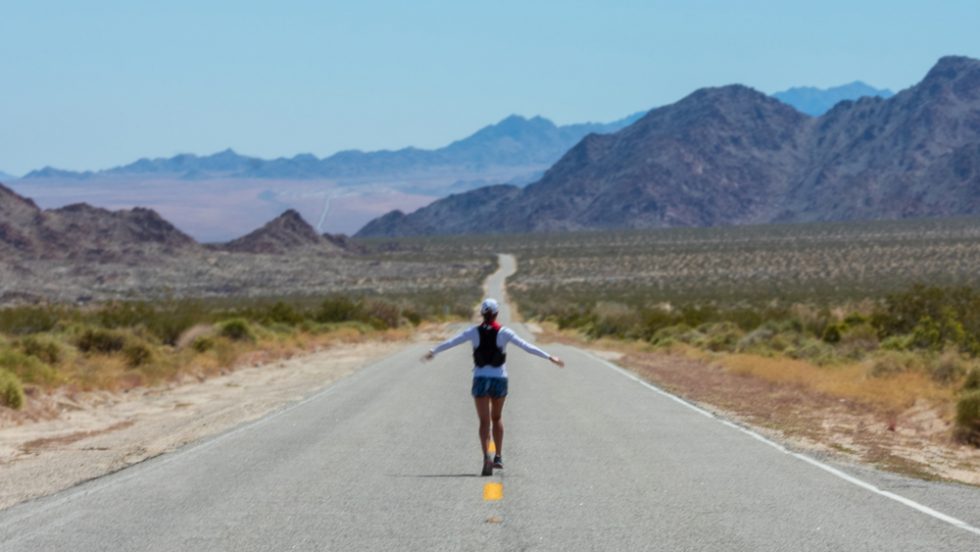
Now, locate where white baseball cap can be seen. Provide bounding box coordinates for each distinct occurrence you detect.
[480,298,499,315]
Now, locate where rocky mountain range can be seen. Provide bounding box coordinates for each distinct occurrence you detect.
[0,183,346,261]
[356,56,980,237]
[0,183,195,261]
[12,81,893,183]
[772,81,894,116]
[6,80,893,239]
[18,114,645,182]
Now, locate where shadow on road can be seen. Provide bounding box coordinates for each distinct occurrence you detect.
[387,473,482,478]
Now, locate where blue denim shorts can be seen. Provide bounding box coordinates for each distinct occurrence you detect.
[471,377,508,398]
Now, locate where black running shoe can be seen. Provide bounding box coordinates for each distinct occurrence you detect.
[492,455,503,469]
[481,455,494,476]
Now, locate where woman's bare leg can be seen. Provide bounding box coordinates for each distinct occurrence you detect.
[474,396,492,457]
[490,396,506,457]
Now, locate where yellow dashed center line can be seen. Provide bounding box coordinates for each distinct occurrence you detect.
[483,482,503,501]
[488,441,496,453]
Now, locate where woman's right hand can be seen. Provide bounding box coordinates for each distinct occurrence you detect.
[549,355,565,368]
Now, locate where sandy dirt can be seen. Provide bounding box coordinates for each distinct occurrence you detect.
[533,327,980,487]
[0,332,443,510]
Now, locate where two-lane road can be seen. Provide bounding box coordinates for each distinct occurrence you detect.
[1,255,978,551]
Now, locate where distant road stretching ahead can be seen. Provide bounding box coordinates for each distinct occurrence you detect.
[1,255,979,551]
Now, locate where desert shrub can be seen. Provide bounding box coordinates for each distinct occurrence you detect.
[123,341,155,368]
[95,300,206,346]
[0,369,24,409]
[316,297,362,324]
[695,322,744,352]
[18,335,64,364]
[588,302,642,339]
[361,300,401,329]
[787,338,838,365]
[650,324,694,347]
[402,309,422,326]
[637,307,678,338]
[218,318,255,342]
[191,336,215,353]
[677,305,720,329]
[837,323,879,358]
[0,347,58,386]
[880,335,913,351]
[843,312,869,327]
[964,367,980,391]
[789,303,832,337]
[873,285,980,353]
[736,326,776,354]
[955,390,980,446]
[255,301,305,326]
[869,351,925,378]
[555,307,598,332]
[821,323,843,344]
[76,328,127,354]
[928,350,968,385]
[0,306,61,335]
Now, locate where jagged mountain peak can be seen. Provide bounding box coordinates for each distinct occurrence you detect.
[221,209,329,254]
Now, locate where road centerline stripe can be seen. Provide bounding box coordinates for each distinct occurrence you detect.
[483,482,503,501]
[583,350,980,538]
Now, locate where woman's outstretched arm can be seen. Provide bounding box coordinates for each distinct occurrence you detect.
[421,326,475,361]
[504,329,565,367]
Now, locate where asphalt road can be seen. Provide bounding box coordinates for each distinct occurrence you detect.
[1,255,979,551]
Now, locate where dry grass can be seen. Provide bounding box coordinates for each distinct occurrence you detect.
[717,354,953,414]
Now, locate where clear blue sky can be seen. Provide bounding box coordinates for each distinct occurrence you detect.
[2,0,978,175]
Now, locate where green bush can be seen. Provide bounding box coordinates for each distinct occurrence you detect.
[123,341,155,368]
[191,336,216,353]
[955,390,980,446]
[880,335,913,351]
[403,309,422,326]
[18,335,63,364]
[962,367,980,392]
[872,285,980,353]
[76,328,127,354]
[218,318,255,342]
[316,297,362,324]
[0,369,24,409]
[0,306,61,335]
[0,347,58,386]
[262,301,305,326]
[821,323,843,344]
[650,324,694,347]
[96,300,206,346]
[787,338,838,365]
[695,322,744,352]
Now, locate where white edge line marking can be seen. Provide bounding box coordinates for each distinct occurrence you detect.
[582,350,980,538]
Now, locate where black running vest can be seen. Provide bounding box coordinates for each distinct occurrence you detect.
[474,324,507,367]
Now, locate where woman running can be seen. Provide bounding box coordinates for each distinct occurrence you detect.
[422,298,564,476]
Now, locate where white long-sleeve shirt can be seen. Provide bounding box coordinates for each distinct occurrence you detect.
[430,325,551,379]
